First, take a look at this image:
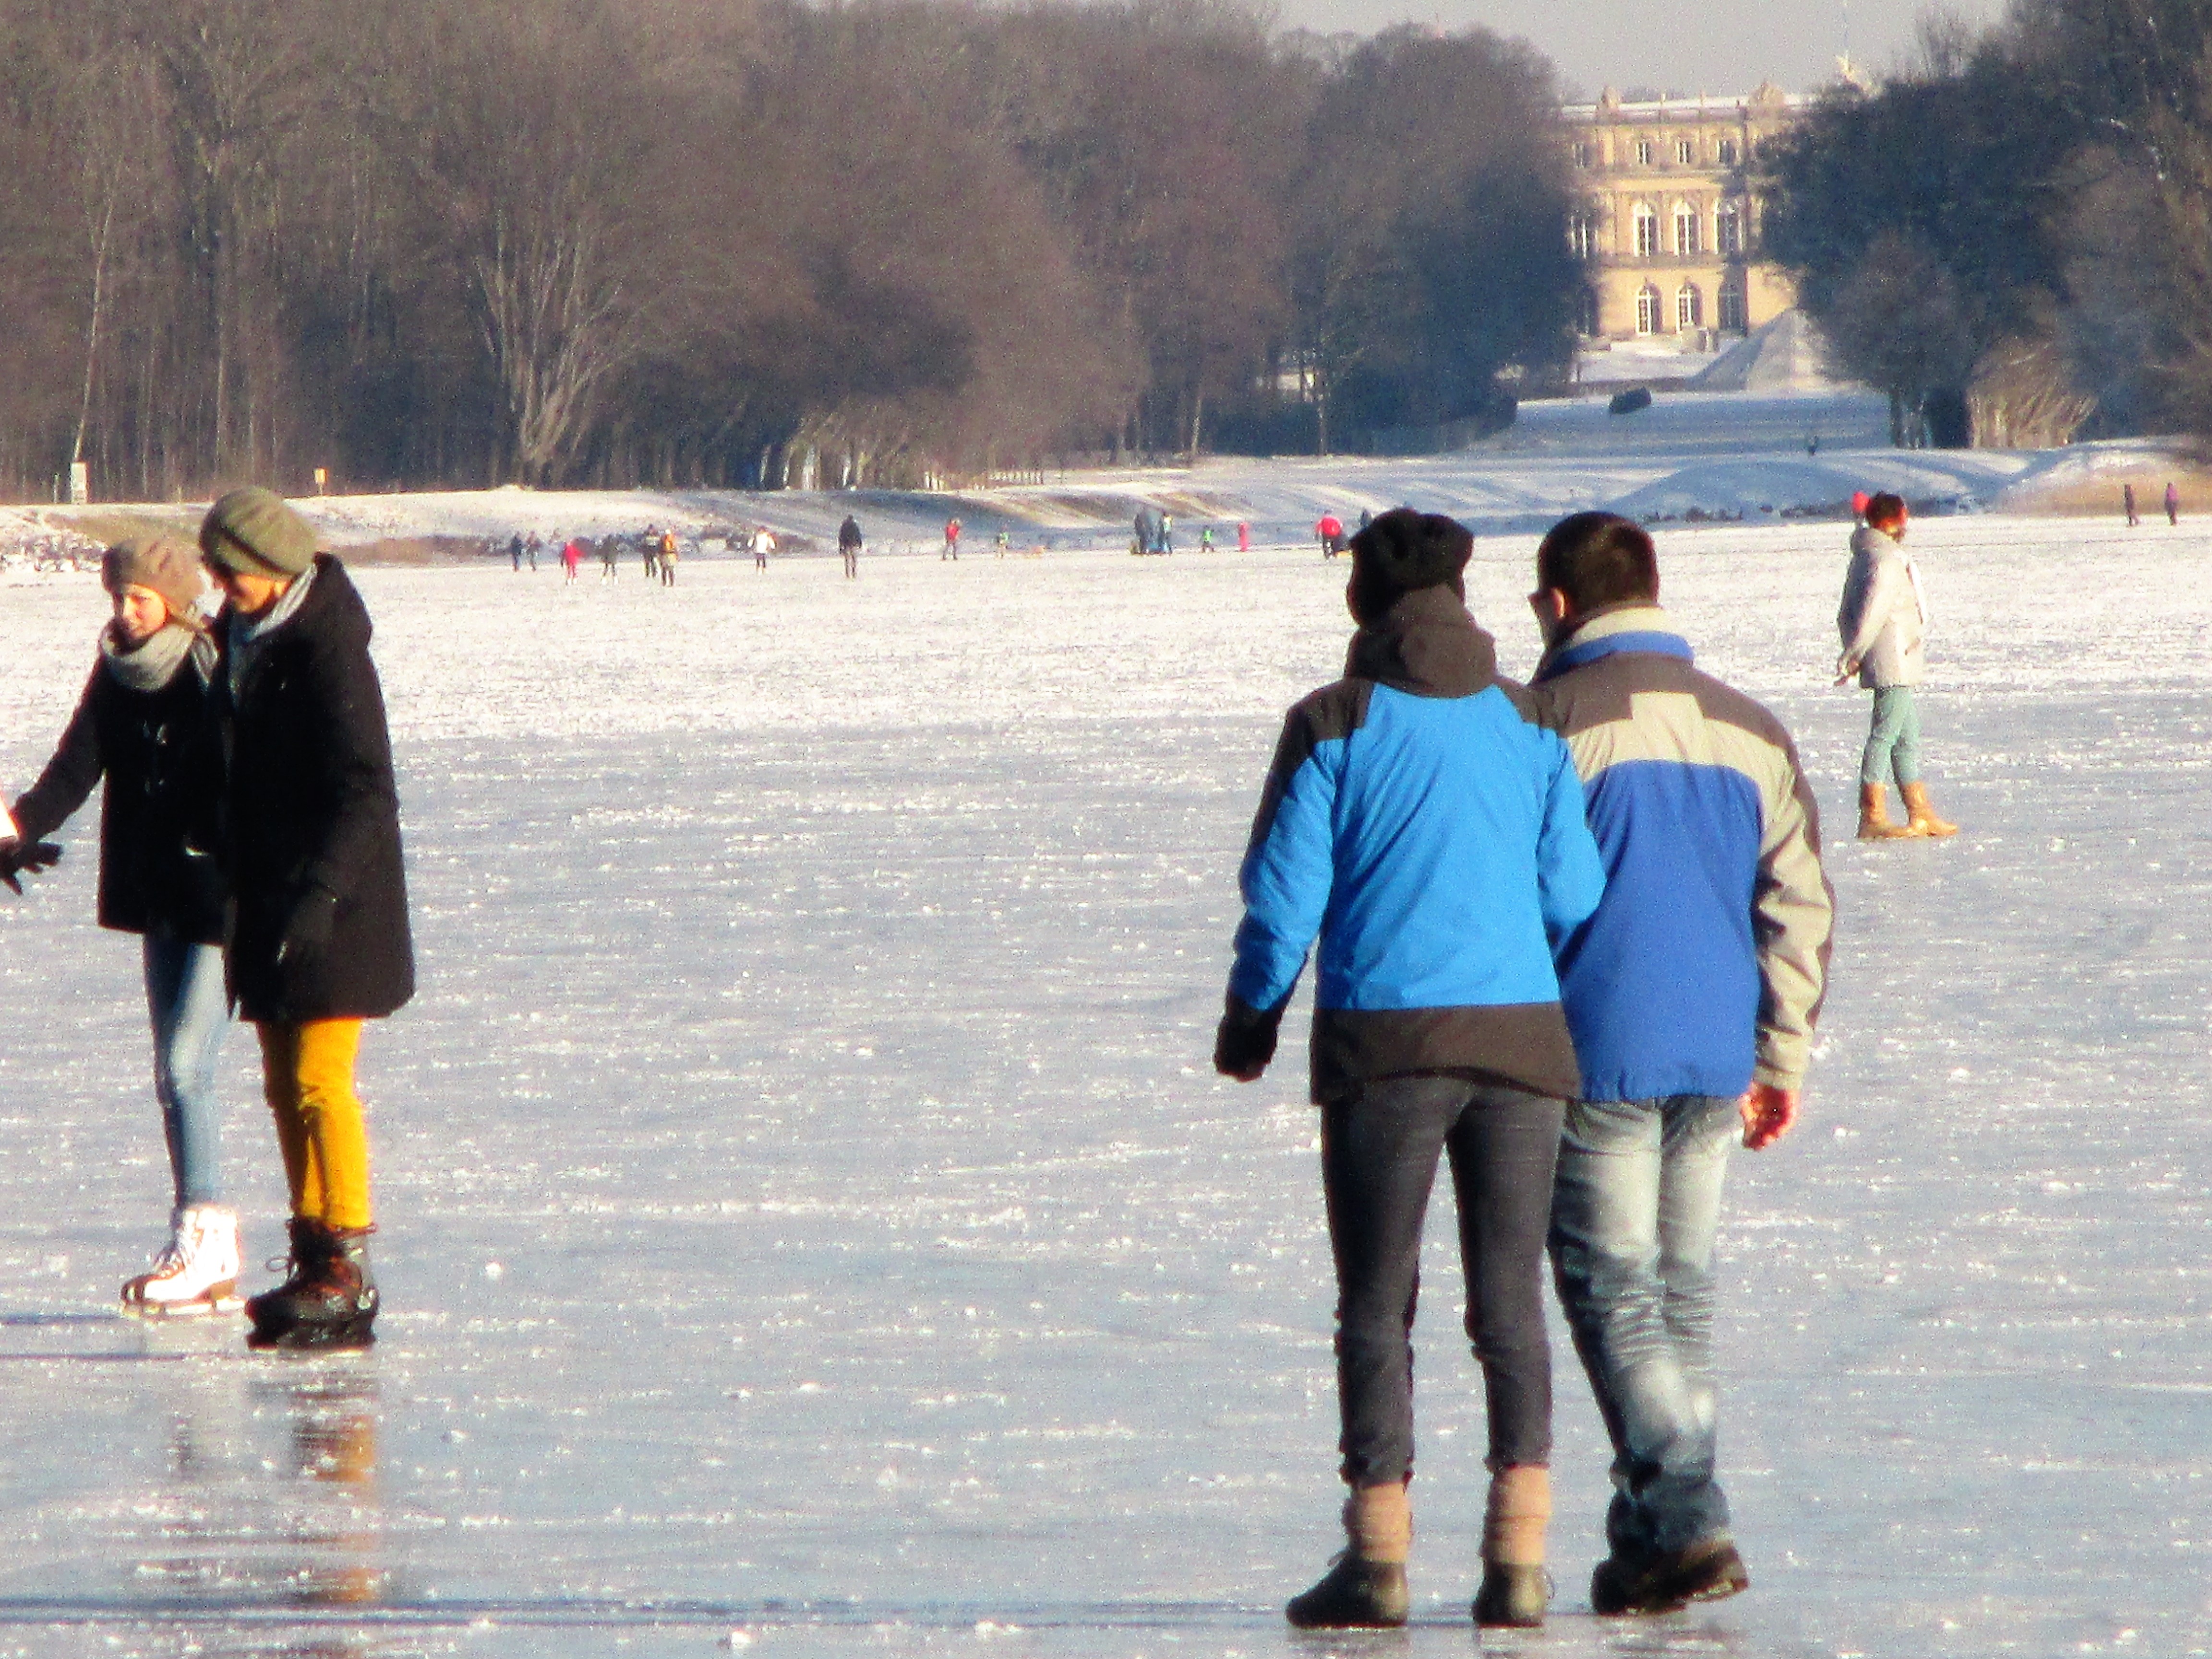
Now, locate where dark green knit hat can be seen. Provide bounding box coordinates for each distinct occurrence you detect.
[199,486,319,577]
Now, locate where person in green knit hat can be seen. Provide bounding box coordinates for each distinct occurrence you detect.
[198,486,415,1349]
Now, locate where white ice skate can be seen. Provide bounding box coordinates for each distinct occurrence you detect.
[121,1205,243,1317]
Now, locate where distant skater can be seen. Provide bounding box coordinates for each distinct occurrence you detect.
[600,537,618,581]
[1237,521,1250,553]
[1836,493,1959,839]
[641,527,660,581]
[839,515,862,578]
[509,534,524,572]
[2124,483,2139,527]
[943,517,962,561]
[658,529,678,586]
[525,533,540,571]
[2166,481,2180,526]
[1316,513,1344,559]
[752,526,774,570]
[561,539,582,585]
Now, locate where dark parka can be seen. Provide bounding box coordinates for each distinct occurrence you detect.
[217,556,415,1022]
[8,645,224,942]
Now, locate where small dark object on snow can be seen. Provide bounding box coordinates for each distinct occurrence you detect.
[1608,387,1653,416]
[1590,1538,1749,1616]
[1285,1555,1408,1628]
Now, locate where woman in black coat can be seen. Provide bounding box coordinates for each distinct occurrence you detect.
[199,486,414,1349]
[4,538,240,1315]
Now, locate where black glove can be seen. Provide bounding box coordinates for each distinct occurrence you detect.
[276,888,339,969]
[1214,994,1285,1082]
[0,837,62,896]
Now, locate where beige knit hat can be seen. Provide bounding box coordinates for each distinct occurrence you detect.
[102,537,207,623]
[199,486,319,577]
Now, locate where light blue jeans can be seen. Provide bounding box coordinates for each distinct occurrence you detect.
[1860,686,1923,788]
[142,931,229,1208]
[1549,1094,1738,1558]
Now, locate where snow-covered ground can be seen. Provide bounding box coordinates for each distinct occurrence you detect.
[1,506,2211,1658]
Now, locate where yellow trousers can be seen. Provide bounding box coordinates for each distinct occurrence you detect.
[256,1020,373,1231]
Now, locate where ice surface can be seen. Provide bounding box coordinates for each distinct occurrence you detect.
[1,508,2210,1657]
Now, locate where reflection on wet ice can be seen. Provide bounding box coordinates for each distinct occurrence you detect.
[130,1339,386,1617]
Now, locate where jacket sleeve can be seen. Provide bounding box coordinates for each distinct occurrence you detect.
[300,612,402,905]
[1226,702,1341,1016]
[9,664,108,843]
[1837,548,1902,673]
[1751,735,1835,1088]
[1534,734,1606,951]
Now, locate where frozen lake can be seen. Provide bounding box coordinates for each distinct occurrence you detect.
[1,516,2209,1657]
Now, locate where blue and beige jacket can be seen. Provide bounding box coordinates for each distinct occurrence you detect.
[1529,605,1834,1101]
[1226,589,1606,1104]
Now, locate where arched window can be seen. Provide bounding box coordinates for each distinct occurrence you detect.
[1568,213,1594,259]
[1636,284,1662,335]
[1633,203,1659,257]
[1674,203,1701,255]
[1717,200,1744,255]
[1677,283,1703,331]
[1718,274,1748,332]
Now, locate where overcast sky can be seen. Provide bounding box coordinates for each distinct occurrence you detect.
[1273,0,2015,97]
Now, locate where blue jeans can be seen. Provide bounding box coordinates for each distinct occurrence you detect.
[1860,686,1923,787]
[1548,1094,1737,1557]
[142,932,229,1208]
[1322,1076,1564,1485]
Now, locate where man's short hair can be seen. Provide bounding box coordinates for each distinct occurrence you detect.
[1536,512,1659,612]
[1864,492,1907,528]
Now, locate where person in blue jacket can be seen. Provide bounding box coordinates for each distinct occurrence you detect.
[1214,508,1606,1632]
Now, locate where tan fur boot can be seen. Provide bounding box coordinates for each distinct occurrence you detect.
[1473,1465,1550,1627]
[1898,781,1958,838]
[1857,782,1919,840]
[1286,1483,1410,1628]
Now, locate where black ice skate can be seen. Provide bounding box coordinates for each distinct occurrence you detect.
[247,1218,379,1350]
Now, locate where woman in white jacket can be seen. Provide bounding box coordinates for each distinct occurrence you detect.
[1835,493,1958,839]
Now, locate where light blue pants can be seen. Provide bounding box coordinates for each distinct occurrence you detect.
[1549,1095,1739,1558]
[1860,686,1923,788]
[142,932,229,1208]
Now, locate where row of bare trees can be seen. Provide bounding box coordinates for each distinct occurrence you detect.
[1762,0,2212,448]
[0,0,1580,499]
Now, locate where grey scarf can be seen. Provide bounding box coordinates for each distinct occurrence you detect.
[225,562,317,701]
[101,622,216,694]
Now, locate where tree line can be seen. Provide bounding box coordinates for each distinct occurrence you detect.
[0,0,1581,500]
[1762,0,2212,448]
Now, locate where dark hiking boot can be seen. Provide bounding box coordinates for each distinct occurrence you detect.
[247,1219,379,1350]
[1473,1563,1550,1628]
[1590,1538,1749,1616]
[1286,1554,1408,1629]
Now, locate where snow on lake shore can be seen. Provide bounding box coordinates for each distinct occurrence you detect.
[0,511,2209,1656]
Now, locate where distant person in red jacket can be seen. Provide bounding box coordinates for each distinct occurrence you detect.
[561,540,582,584]
[1316,514,1345,559]
[943,518,962,561]
[1850,490,1870,522]
[1237,521,1251,553]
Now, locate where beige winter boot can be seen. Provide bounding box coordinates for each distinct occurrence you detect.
[1286,1482,1411,1628]
[1898,781,1958,838]
[1857,782,1920,840]
[1473,1464,1550,1627]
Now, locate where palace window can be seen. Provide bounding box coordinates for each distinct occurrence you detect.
[1718,274,1748,332]
[1718,200,1745,254]
[1675,138,1695,164]
[1674,204,1700,254]
[1568,213,1594,258]
[1635,140,1653,166]
[1636,284,1662,335]
[1633,204,1660,256]
[1572,141,1593,168]
[1677,283,1703,331]
[1717,137,1739,166]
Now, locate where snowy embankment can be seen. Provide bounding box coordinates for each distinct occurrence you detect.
[12,391,2197,575]
[1,511,2210,1656]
